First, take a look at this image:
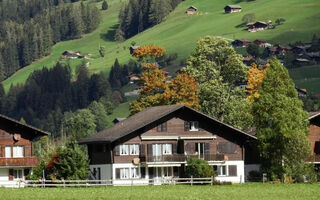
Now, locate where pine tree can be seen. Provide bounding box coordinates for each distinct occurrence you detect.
[102,0,108,10]
[252,57,310,180]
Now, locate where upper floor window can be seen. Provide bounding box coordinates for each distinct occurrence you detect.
[184,121,199,131]
[162,144,172,155]
[13,146,24,158]
[120,144,129,155]
[130,144,140,155]
[157,122,167,132]
[152,144,172,156]
[217,142,236,154]
[5,146,11,158]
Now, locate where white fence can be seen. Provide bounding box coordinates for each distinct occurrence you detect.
[3,177,215,188]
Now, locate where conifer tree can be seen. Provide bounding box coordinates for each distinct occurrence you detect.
[102,0,108,10]
[252,57,310,180]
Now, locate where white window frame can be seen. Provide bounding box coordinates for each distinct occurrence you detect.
[13,146,24,158]
[14,169,23,179]
[129,144,139,155]
[120,168,129,179]
[162,144,172,155]
[120,144,129,155]
[217,165,227,176]
[190,121,199,131]
[5,146,11,158]
[131,167,140,179]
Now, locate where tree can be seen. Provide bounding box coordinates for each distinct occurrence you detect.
[102,0,108,10]
[185,158,215,178]
[182,36,252,130]
[252,57,310,180]
[247,43,260,58]
[99,45,105,57]
[130,45,199,115]
[46,140,89,180]
[275,18,285,26]
[242,13,255,24]
[88,101,109,132]
[246,63,267,102]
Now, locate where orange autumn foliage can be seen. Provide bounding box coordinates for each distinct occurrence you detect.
[132,44,165,61]
[246,63,268,102]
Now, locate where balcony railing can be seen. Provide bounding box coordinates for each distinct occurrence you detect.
[0,157,38,167]
[307,154,320,163]
[140,154,225,163]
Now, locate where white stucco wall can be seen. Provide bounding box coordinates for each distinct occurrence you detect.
[211,160,245,183]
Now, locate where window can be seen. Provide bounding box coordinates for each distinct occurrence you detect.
[157,122,167,132]
[217,142,236,154]
[14,169,23,179]
[314,141,320,155]
[120,145,129,155]
[162,144,172,155]
[228,165,237,177]
[13,146,24,158]
[130,144,140,155]
[120,168,129,179]
[131,168,140,179]
[217,165,226,176]
[5,146,11,158]
[184,121,199,131]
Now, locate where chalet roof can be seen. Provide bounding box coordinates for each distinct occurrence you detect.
[309,112,320,119]
[225,5,242,9]
[0,114,49,138]
[79,105,256,144]
[187,6,197,10]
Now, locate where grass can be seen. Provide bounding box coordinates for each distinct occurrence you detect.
[2,0,320,91]
[1,183,320,200]
[289,65,320,94]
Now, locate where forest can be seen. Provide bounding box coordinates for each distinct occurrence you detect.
[0,0,100,81]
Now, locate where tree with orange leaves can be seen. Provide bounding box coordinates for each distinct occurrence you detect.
[130,45,199,115]
[246,63,267,102]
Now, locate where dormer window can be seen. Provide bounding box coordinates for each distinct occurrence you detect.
[184,121,199,131]
[157,122,167,132]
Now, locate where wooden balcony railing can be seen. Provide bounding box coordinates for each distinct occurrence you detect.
[140,154,225,163]
[307,154,320,163]
[0,157,38,167]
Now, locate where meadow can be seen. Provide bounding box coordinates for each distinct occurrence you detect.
[1,183,320,200]
[2,0,320,91]
[289,65,320,94]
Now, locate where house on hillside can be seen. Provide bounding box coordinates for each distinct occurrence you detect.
[293,58,310,66]
[254,39,268,47]
[247,21,269,32]
[232,39,251,48]
[61,50,82,59]
[112,118,126,125]
[129,46,140,54]
[186,6,197,15]
[224,5,242,13]
[243,56,255,66]
[79,105,257,185]
[296,88,307,97]
[0,114,48,187]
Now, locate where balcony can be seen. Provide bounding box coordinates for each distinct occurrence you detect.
[140,154,225,163]
[307,154,320,163]
[0,157,38,167]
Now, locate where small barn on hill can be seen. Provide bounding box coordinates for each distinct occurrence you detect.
[186,6,197,15]
[232,39,251,47]
[247,21,269,32]
[129,46,140,54]
[224,5,242,13]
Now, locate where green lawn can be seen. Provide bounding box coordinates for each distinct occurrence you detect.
[2,0,320,91]
[289,65,320,94]
[1,183,320,200]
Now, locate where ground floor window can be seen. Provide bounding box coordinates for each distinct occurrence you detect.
[217,166,227,176]
[14,169,23,179]
[215,165,237,177]
[131,168,140,179]
[120,168,129,179]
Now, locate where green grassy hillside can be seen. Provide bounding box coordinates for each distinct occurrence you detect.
[289,65,320,94]
[2,0,320,91]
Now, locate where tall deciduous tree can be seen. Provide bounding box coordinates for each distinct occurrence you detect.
[252,57,310,180]
[183,36,252,130]
[246,63,267,102]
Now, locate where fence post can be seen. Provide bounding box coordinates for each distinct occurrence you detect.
[211,176,213,185]
[191,176,193,186]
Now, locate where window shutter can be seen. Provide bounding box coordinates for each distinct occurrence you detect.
[116,168,120,179]
[184,121,190,131]
[172,143,177,154]
[204,143,210,154]
[9,169,14,181]
[140,144,145,157]
[114,145,120,156]
[228,165,237,176]
[147,144,152,156]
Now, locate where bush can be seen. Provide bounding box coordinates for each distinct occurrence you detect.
[185,158,215,178]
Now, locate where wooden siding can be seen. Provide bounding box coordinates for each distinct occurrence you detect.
[308,125,320,155]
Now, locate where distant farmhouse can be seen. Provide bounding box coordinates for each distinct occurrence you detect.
[129,46,140,54]
[232,39,251,48]
[186,6,197,15]
[61,50,83,59]
[224,5,242,13]
[247,21,272,32]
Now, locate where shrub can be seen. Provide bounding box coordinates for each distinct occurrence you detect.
[185,158,215,178]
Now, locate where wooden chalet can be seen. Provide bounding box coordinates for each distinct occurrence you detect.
[308,113,320,167]
[296,88,307,97]
[0,114,48,187]
[129,46,140,54]
[224,5,242,13]
[232,39,251,47]
[79,105,257,185]
[247,21,269,32]
[186,6,197,15]
[243,56,255,66]
[254,39,267,47]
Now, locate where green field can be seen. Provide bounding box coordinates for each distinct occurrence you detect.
[2,0,320,91]
[1,184,320,200]
[289,65,320,94]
